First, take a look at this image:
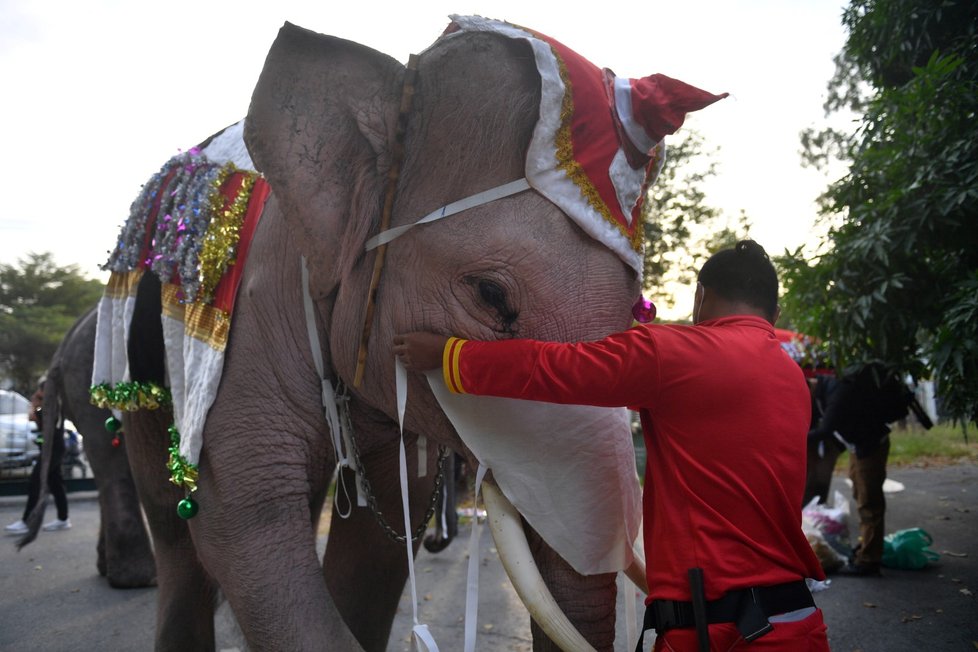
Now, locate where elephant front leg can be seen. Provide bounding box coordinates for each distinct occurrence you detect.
[324,434,441,652]
[186,425,364,651]
[125,408,218,651]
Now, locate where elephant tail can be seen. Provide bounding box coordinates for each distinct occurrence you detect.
[16,360,66,550]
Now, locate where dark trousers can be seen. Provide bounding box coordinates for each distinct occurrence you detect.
[803,436,844,507]
[848,437,889,566]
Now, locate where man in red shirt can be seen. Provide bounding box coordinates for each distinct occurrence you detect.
[394,240,828,651]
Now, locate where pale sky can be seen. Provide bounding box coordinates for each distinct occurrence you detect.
[0,0,848,317]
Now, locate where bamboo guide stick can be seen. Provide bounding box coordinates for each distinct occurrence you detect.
[353,54,420,388]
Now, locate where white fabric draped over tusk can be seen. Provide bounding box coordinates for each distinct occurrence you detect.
[423,371,641,576]
[482,481,597,652]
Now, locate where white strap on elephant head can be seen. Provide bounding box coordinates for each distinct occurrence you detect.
[394,358,441,652]
[301,257,367,514]
[364,178,530,251]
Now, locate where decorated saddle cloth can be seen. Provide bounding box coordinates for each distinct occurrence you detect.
[91,121,270,492]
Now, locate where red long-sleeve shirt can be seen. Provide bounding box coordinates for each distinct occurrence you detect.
[442,315,825,602]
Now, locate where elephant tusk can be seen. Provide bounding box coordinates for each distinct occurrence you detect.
[625,547,649,595]
[482,482,597,652]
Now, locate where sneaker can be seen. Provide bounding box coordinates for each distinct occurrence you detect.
[4,520,28,535]
[42,518,71,531]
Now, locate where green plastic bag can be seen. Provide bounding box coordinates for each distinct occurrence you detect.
[882,528,940,570]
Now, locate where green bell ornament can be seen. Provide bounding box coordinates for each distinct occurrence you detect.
[177,496,199,520]
[104,416,122,433]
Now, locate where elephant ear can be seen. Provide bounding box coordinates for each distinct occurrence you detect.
[245,22,405,295]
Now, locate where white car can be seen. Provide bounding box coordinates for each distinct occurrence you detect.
[0,389,39,470]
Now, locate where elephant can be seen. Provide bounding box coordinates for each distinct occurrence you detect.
[17,306,157,589]
[91,16,724,652]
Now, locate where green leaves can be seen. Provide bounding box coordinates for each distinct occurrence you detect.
[0,253,103,395]
[927,273,978,421]
[641,130,748,312]
[781,0,978,424]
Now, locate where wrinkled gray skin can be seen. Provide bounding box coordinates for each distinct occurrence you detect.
[122,23,639,651]
[17,307,156,589]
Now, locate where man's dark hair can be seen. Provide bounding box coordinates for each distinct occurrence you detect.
[698,240,779,318]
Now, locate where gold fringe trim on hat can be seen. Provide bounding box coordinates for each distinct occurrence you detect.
[550,47,645,253]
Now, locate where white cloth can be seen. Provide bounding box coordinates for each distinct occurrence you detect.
[91,273,141,388]
[201,119,254,169]
[425,372,642,575]
[161,312,224,467]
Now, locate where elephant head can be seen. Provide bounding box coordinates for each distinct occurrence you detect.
[100,16,722,652]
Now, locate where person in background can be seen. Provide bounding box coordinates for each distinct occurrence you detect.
[3,377,71,535]
[806,363,914,576]
[803,374,847,507]
[394,240,828,651]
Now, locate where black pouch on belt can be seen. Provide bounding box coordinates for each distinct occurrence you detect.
[734,588,774,642]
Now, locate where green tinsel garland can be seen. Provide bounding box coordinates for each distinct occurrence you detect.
[167,425,199,493]
[90,382,172,411]
[91,382,195,493]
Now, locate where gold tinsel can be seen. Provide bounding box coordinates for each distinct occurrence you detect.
[197,165,258,304]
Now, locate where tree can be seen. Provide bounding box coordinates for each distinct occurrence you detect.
[0,252,104,395]
[642,130,751,312]
[779,0,978,423]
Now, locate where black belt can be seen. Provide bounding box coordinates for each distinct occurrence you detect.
[637,580,814,649]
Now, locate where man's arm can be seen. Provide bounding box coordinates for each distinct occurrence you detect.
[393,328,659,408]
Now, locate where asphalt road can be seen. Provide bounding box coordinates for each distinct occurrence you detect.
[813,462,978,651]
[1,462,975,651]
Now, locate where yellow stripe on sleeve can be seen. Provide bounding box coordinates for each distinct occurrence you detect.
[442,337,468,394]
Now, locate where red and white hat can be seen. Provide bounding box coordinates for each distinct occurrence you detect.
[444,15,728,276]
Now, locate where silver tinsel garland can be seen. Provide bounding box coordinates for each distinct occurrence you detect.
[103,148,237,304]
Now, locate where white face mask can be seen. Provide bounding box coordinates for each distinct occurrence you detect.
[424,371,642,575]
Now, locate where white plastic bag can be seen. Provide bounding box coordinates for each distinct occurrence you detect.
[802,491,851,573]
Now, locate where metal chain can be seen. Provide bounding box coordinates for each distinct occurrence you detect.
[337,382,450,544]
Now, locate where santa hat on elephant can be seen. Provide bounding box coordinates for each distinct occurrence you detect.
[443,16,728,278]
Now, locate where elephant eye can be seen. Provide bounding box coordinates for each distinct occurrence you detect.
[463,276,520,335]
[477,279,507,309]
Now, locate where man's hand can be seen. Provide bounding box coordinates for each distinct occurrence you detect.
[392,332,450,372]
